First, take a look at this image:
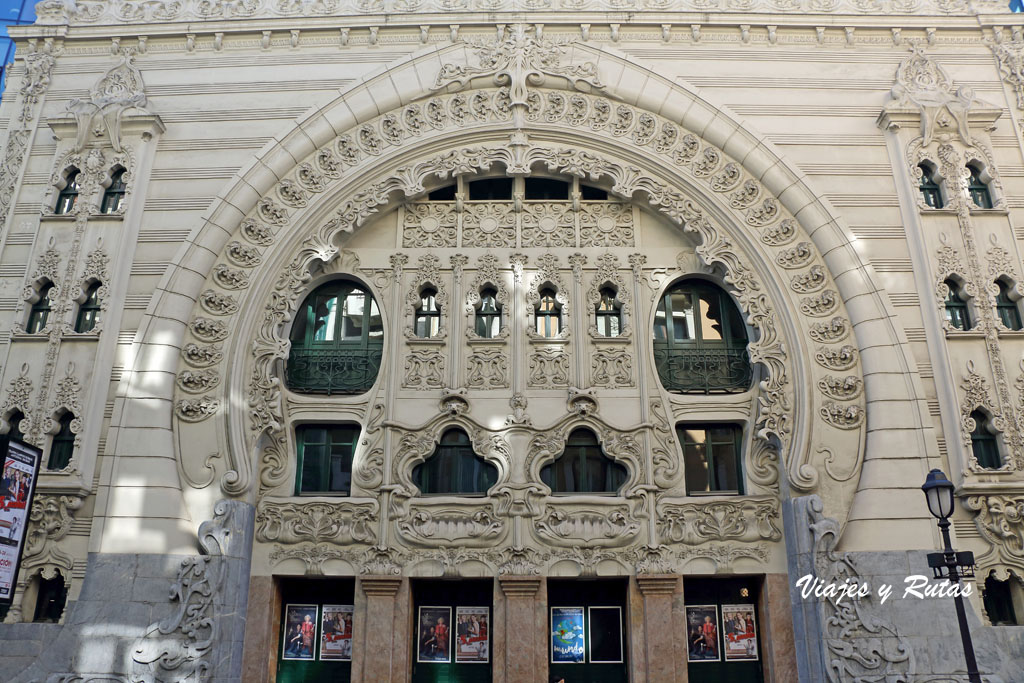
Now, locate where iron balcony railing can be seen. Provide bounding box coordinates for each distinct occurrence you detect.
[653,345,752,394]
[286,345,383,394]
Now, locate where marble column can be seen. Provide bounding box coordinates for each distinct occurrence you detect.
[358,577,405,683]
[637,574,686,683]
[240,575,281,683]
[760,573,798,683]
[498,576,544,682]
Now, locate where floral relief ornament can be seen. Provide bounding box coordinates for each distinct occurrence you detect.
[66,49,152,153]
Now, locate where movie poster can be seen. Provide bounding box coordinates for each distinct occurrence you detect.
[320,604,354,661]
[281,603,318,660]
[685,605,720,663]
[722,604,758,661]
[417,606,452,663]
[455,606,489,663]
[550,607,585,663]
[0,440,41,603]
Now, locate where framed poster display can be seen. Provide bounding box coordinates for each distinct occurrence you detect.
[281,603,318,660]
[588,606,623,663]
[455,606,490,663]
[319,604,354,661]
[0,439,42,604]
[722,604,758,662]
[550,606,585,663]
[417,606,452,663]
[685,605,720,663]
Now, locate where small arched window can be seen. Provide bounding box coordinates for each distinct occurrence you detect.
[596,287,622,337]
[414,287,441,338]
[540,428,628,494]
[967,164,993,209]
[943,280,972,331]
[475,287,501,338]
[653,280,751,393]
[48,413,75,470]
[413,428,497,495]
[32,570,68,623]
[74,282,101,333]
[100,168,127,214]
[983,574,1020,626]
[969,410,1001,469]
[995,280,1022,331]
[286,280,383,394]
[27,283,54,334]
[918,163,943,209]
[295,424,359,494]
[54,169,81,215]
[535,287,562,338]
[6,411,25,442]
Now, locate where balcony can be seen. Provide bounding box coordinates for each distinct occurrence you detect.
[653,345,752,394]
[285,345,383,394]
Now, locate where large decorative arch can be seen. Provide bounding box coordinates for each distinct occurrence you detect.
[105,29,933,555]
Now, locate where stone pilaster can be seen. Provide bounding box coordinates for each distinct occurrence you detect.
[636,574,686,683]
[498,576,543,683]
[358,576,404,683]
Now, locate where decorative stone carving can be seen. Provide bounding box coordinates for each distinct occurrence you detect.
[189,317,229,342]
[991,38,1024,111]
[521,202,574,247]
[527,253,571,341]
[182,343,223,368]
[403,349,446,389]
[49,363,84,448]
[397,508,505,547]
[0,131,30,220]
[199,289,238,316]
[177,369,221,394]
[884,43,976,146]
[22,494,84,573]
[808,317,849,343]
[657,498,782,544]
[488,546,548,576]
[964,494,1024,580]
[463,202,516,248]
[579,202,634,247]
[213,263,250,290]
[528,347,570,387]
[405,253,449,341]
[467,350,509,388]
[533,506,640,548]
[403,201,458,248]
[18,51,56,124]
[67,50,151,153]
[820,401,866,430]
[591,349,632,387]
[2,364,35,440]
[676,543,770,571]
[466,253,510,340]
[256,500,378,545]
[814,345,858,371]
[175,396,219,423]
[269,543,350,576]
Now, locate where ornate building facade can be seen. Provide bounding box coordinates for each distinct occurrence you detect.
[0,1,1023,681]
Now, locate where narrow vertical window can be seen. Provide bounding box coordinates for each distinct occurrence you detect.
[995,280,1022,331]
[32,570,68,623]
[535,287,561,338]
[295,424,360,494]
[967,164,993,209]
[100,168,127,214]
[414,287,441,338]
[475,287,501,338]
[54,169,81,215]
[943,280,972,331]
[969,410,1001,469]
[27,283,54,334]
[918,163,943,209]
[48,413,75,470]
[676,424,744,495]
[6,411,25,442]
[983,575,1020,626]
[75,283,102,333]
[596,287,621,337]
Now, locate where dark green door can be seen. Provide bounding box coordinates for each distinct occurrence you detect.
[276,577,354,683]
[411,578,493,683]
[684,577,764,683]
[548,578,628,683]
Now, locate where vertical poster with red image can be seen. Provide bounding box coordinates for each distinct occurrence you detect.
[0,439,42,603]
[320,604,354,661]
[455,606,489,663]
[721,604,758,661]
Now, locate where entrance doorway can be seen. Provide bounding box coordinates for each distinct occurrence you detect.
[684,576,764,683]
[411,578,493,683]
[276,577,354,683]
[547,578,628,683]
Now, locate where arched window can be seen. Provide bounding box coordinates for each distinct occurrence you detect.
[286,280,383,394]
[6,411,25,442]
[918,163,943,208]
[943,280,972,331]
[74,282,101,333]
[48,413,75,470]
[653,280,751,393]
[995,280,1022,331]
[100,167,127,214]
[967,164,993,209]
[970,410,1001,469]
[54,169,81,215]
[983,574,1020,626]
[475,287,501,338]
[596,287,622,337]
[412,428,498,495]
[535,287,561,338]
[540,428,628,494]
[27,283,54,334]
[677,424,743,495]
[295,424,359,494]
[32,570,68,623]
[414,287,441,338]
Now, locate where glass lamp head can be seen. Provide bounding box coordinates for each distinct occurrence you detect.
[921,469,955,520]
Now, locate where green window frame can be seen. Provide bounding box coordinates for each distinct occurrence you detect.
[412,428,498,495]
[535,288,561,338]
[27,283,54,334]
[653,280,751,393]
[969,410,1002,469]
[75,282,101,333]
[968,164,993,209]
[944,280,972,331]
[286,280,384,394]
[540,428,628,494]
[475,288,501,338]
[414,288,441,338]
[295,424,360,494]
[918,164,943,209]
[54,169,81,215]
[48,413,75,470]
[596,287,621,337]
[100,168,127,214]
[995,281,1022,331]
[677,424,744,495]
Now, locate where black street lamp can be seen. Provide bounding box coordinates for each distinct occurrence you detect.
[921,469,981,683]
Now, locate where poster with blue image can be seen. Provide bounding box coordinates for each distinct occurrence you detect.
[550,607,585,663]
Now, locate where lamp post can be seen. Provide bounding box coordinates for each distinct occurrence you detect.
[921,469,981,683]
